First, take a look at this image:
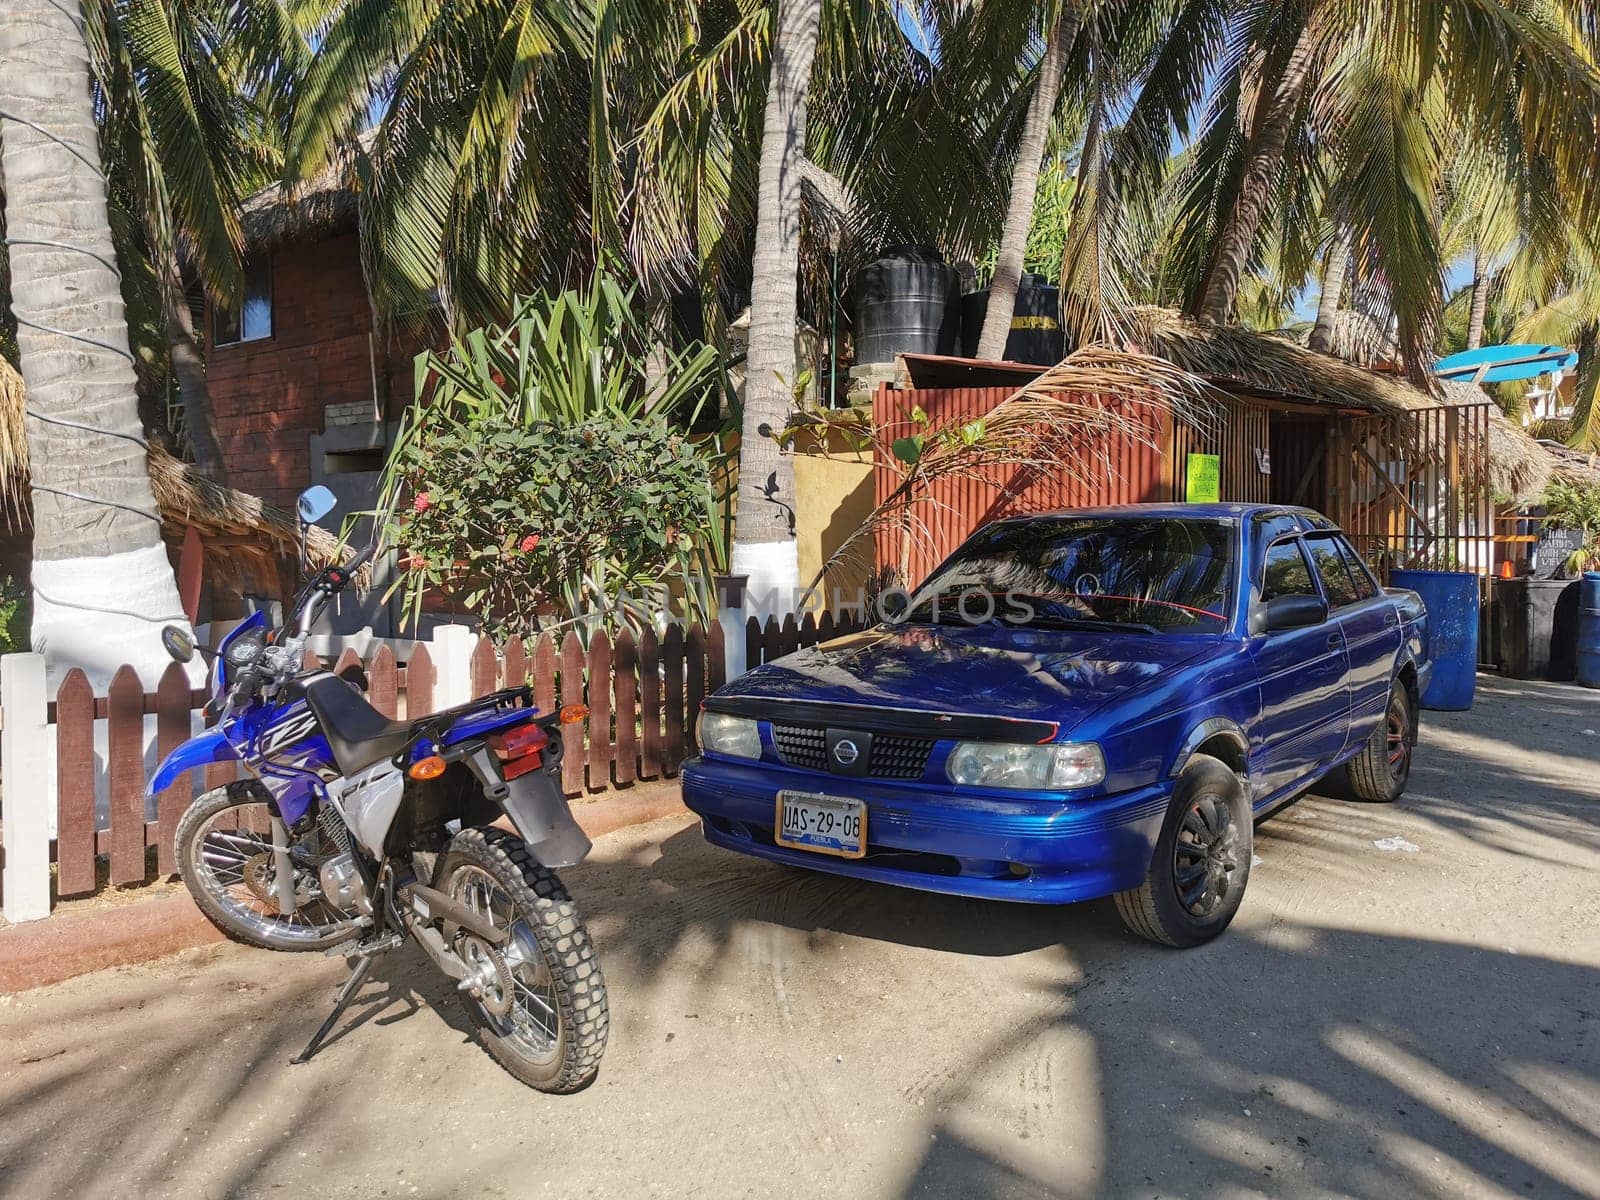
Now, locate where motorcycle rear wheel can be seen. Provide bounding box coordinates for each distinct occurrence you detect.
[176,782,363,951]
[435,827,609,1093]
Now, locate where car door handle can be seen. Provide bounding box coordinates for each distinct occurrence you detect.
[1327,632,1344,649]
[1382,612,1398,627]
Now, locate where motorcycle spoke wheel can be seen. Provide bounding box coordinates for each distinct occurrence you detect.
[185,798,356,946]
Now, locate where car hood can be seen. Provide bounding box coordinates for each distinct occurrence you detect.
[717,623,1219,733]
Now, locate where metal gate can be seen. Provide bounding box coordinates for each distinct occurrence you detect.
[1331,401,1497,662]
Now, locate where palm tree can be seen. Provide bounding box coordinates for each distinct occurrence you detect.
[1307,230,1350,354]
[1162,0,1600,383]
[733,0,821,614]
[87,0,302,480]
[973,4,1079,362]
[0,0,196,686]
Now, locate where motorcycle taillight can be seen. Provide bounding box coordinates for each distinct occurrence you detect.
[487,723,548,779]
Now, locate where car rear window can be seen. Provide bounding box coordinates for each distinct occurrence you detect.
[904,516,1236,634]
[1305,534,1361,608]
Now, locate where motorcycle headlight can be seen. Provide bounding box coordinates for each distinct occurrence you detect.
[698,712,761,760]
[945,741,1105,791]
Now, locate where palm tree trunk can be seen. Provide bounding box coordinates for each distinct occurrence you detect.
[733,0,820,618]
[1193,16,1319,326]
[1465,252,1489,350]
[0,0,195,688]
[1307,230,1350,354]
[975,9,1078,362]
[1569,319,1599,451]
[163,253,227,481]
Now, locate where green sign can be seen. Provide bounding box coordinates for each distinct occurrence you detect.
[1186,453,1221,503]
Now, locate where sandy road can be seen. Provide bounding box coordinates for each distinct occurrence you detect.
[1,675,1597,1199]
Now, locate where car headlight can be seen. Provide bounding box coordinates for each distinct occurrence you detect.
[945,741,1105,790]
[698,712,761,759]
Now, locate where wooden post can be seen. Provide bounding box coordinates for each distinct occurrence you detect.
[470,635,498,698]
[155,664,194,876]
[640,628,662,779]
[685,625,706,749]
[53,668,97,902]
[586,629,612,790]
[369,645,399,718]
[663,624,685,772]
[746,616,762,671]
[532,633,556,715]
[2,655,52,920]
[107,667,147,887]
[406,643,435,717]
[613,630,639,785]
[559,631,585,796]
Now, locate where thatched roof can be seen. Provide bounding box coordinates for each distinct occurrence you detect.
[1538,439,1600,486]
[0,356,356,587]
[1291,310,1396,368]
[1119,307,1555,502]
[236,135,371,253]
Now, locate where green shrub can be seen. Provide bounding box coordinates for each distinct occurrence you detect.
[1541,479,1600,574]
[0,576,28,655]
[380,272,722,637]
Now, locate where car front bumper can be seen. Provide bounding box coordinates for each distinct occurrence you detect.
[679,757,1172,905]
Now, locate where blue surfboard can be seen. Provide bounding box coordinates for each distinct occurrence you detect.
[1434,343,1577,384]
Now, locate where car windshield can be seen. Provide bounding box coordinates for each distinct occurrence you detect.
[900,515,1237,634]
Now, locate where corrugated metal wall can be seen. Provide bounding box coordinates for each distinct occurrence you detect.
[1171,397,1272,503]
[872,384,1170,585]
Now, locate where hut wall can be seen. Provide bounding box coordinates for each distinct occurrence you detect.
[205,233,418,508]
[870,384,1168,586]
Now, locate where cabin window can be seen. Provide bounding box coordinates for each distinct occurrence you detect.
[214,257,273,345]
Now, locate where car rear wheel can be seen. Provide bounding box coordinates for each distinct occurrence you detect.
[1114,757,1252,948]
[1346,683,1414,802]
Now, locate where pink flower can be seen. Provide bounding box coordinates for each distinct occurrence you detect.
[520,534,540,553]
[413,491,431,513]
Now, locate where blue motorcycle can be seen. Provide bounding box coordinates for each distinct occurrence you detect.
[151,486,608,1092]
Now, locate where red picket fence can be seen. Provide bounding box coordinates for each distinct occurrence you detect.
[745,610,868,669]
[28,608,869,906]
[42,621,729,902]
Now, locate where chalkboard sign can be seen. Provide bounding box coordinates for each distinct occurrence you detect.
[1534,527,1585,579]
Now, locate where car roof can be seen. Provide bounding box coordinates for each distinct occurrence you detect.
[990,502,1336,529]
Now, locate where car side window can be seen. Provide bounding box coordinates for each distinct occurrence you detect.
[1261,538,1316,600]
[1334,537,1378,600]
[1305,534,1360,608]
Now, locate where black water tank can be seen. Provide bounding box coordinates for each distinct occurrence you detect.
[958,274,1064,364]
[851,246,961,364]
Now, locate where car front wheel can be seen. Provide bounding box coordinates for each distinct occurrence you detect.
[1114,757,1253,948]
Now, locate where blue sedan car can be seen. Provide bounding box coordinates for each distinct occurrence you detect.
[681,504,1430,947]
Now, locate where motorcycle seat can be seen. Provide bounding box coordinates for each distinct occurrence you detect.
[303,674,415,775]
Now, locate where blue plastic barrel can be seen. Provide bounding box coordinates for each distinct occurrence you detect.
[1389,569,1479,710]
[1578,572,1600,689]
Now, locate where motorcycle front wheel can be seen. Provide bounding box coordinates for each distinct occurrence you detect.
[176,782,363,951]
[435,827,609,1093]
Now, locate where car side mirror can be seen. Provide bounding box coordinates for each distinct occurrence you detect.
[1264,594,1328,632]
[161,624,196,664]
[297,485,337,525]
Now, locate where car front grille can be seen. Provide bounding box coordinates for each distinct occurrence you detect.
[770,724,935,780]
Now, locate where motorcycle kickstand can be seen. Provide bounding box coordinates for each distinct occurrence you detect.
[290,945,386,1066]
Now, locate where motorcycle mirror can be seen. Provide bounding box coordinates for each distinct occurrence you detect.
[297,485,337,525]
[161,624,196,664]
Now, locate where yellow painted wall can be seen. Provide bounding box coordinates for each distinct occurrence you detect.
[793,430,877,614]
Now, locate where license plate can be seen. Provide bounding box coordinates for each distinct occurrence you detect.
[774,791,867,859]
